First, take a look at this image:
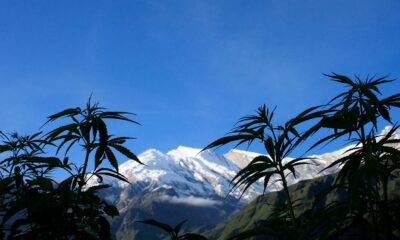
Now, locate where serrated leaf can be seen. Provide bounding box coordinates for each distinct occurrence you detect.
[105,147,118,171]
[95,168,129,183]
[110,144,143,164]
[97,118,108,149]
[94,146,105,169]
[46,107,80,122]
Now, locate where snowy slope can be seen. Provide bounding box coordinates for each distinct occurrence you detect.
[99,146,262,203]
[95,127,400,239]
[91,144,350,205]
[91,126,400,206]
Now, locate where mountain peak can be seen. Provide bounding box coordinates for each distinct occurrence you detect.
[167,145,202,158]
[139,148,165,162]
[224,149,261,169]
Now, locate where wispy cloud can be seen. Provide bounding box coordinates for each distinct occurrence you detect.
[157,195,221,207]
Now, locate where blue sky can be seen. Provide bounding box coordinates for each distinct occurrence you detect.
[1,0,400,159]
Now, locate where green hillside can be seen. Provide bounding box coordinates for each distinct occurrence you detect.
[210,174,400,239]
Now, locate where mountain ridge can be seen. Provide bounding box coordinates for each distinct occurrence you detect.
[90,126,399,239]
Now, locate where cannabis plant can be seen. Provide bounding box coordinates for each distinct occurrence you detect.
[0,99,141,239]
[310,74,400,238]
[203,105,325,229]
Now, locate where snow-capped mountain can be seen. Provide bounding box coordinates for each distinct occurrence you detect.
[100,145,345,240]
[92,126,399,239]
[94,144,351,207]
[100,146,262,204]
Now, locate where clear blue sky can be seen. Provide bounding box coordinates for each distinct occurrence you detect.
[1,0,400,158]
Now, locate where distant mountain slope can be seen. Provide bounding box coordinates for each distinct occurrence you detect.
[86,126,400,239]
[209,173,400,240]
[208,174,338,239]
[88,143,365,239]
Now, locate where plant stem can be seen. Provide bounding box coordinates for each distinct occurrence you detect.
[280,170,296,224]
[357,91,366,148]
[78,148,90,194]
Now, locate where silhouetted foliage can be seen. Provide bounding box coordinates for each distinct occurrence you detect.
[0,99,141,239]
[203,104,326,226]
[307,74,400,239]
[205,74,400,240]
[137,219,208,240]
[1,74,400,240]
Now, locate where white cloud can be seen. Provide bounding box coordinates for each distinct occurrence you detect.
[157,195,221,207]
